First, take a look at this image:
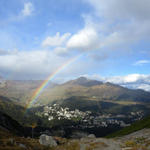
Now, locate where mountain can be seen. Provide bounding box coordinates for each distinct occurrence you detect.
[0,95,41,126]
[52,96,150,114]
[63,77,103,87]
[34,77,150,105]
[0,111,24,136]
[0,77,150,107]
[0,80,57,105]
[0,95,26,121]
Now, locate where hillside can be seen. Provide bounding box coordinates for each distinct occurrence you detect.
[0,96,41,126]
[0,96,150,150]
[35,77,150,105]
[107,115,150,138]
[0,80,57,105]
[52,96,150,115]
[63,77,103,87]
[0,111,24,136]
[0,96,26,122]
[0,77,150,107]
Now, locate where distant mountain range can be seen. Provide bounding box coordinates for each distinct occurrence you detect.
[0,77,150,138]
[0,77,150,107]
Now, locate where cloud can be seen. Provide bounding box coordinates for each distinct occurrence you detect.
[53,47,69,56]
[45,0,150,56]
[133,60,150,66]
[80,0,150,51]
[83,74,150,91]
[0,50,69,79]
[67,27,100,51]
[42,32,71,47]
[0,49,18,56]
[0,49,85,80]
[123,84,150,92]
[21,2,34,17]
[87,0,150,21]
[106,74,150,84]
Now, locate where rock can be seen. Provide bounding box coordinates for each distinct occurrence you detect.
[88,134,96,138]
[39,134,57,147]
[18,143,26,149]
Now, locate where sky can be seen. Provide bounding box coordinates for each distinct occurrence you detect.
[0,0,150,91]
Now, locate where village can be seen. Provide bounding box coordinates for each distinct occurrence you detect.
[41,104,144,129]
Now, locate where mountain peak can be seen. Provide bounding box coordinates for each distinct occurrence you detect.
[64,77,103,87]
[76,77,88,82]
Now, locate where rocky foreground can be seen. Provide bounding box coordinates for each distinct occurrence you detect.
[0,128,150,150]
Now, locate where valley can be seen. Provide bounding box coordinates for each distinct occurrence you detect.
[0,77,150,138]
[0,77,150,149]
[1,1,150,149]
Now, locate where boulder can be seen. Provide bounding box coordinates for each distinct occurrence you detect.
[18,143,26,149]
[39,134,57,147]
[88,134,96,138]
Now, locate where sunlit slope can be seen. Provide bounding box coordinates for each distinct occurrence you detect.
[0,80,57,105]
[0,77,150,106]
[36,78,150,105]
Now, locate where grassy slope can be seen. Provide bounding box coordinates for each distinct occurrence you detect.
[0,96,42,126]
[106,115,150,138]
[53,96,150,115]
[1,79,150,107]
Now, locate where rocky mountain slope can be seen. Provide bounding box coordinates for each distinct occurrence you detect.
[0,111,24,136]
[32,77,150,105]
[0,126,150,150]
[0,77,150,107]
[0,80,57,105]
[0,96,42,126]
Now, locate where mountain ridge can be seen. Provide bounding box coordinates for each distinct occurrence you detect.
[0,77,150,106]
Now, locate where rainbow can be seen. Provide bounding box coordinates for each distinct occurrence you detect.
[26,55,82,108]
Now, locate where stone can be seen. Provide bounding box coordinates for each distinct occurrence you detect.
[39,134,57,147]
[88,134,96,138]
[18,143,26,149]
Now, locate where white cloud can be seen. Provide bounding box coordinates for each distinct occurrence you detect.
[54,47,69,56]
[21,2,34,17]
[42,32,71,47]
[80,0,150,51]
[67,27,100,51]
[0,50,69,79]
[124,84,150,92]
[105,74,150,85]
[83,74,150,91]
[0,49,86,80]
[49,0,150,55]
[133,60,150,66]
